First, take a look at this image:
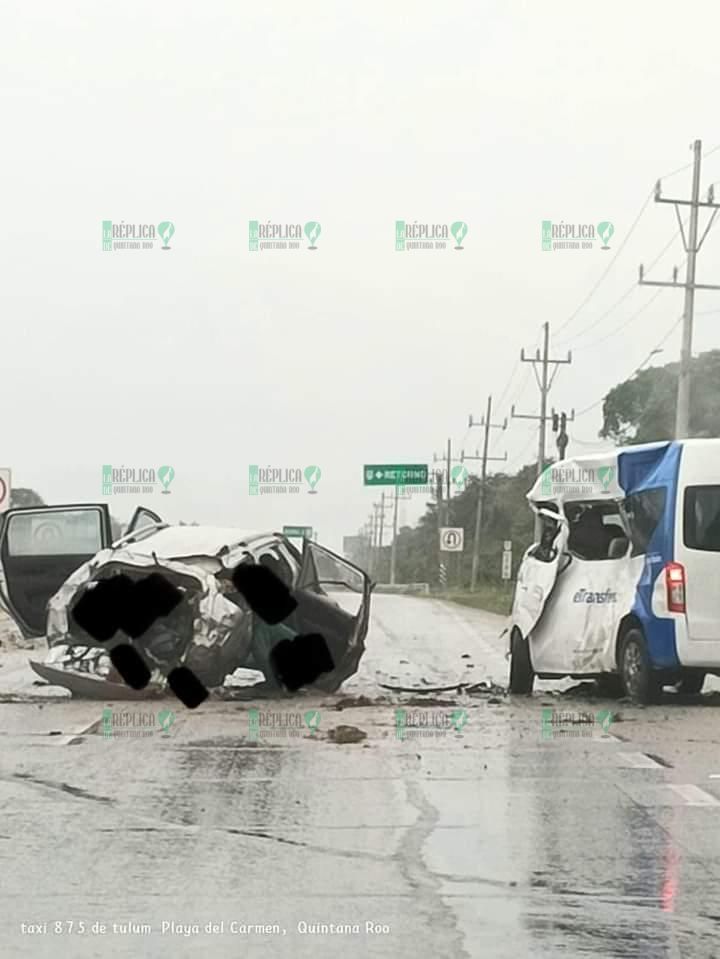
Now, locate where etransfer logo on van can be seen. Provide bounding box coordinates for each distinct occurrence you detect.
[573,588,617,604]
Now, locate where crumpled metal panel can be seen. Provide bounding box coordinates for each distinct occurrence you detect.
[46,548,252,673]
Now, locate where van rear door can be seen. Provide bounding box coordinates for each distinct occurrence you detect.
[512,515,569,638]
[680,483,720,641]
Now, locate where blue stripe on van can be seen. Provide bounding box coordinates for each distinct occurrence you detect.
[618,442,682,668]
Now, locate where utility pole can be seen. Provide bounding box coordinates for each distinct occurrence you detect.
[378,491,386,566]
[367,509,377,578]
[446,437,451,515]
[432,441,465,587]
[372,494,391,582]
[389,487,400,585]
[466,395,508,590]
[432,439,464,528]
[512,322,572,539]
[362,521,373,570]
[638,139,720,438]
[390,488,399,585]
[389,486,411,585]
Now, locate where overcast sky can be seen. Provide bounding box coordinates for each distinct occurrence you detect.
[2,0,720,551]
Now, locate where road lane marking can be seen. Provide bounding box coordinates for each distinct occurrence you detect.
[59,717,103,746]
[598,732,623,743]
[619,752,664,768]
[668,784,720,806]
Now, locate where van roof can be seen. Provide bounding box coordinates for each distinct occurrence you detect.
[528,438,720,506]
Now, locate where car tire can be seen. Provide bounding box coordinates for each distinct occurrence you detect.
[619,627,661,705]
[509,628,534,695]
[675,670,706,696]
[595,674,624,698]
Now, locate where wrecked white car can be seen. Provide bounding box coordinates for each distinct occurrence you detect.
[0,504,372,697]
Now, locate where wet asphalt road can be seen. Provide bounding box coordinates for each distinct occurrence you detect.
[3,597,720,957]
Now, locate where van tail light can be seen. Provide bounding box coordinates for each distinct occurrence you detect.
[665,562,686,614]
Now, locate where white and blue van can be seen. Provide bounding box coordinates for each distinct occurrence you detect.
[508,439,720,703]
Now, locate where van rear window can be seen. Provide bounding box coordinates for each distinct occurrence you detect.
[684,486,720,552]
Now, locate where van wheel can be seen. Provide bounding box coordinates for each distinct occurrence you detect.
[619,628,661,705]
[509,628,534,694]
[675,670,706,696]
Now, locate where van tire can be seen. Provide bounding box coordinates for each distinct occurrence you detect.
[675,670,706,696]
[618,628,661,705]
[509,628,534,695]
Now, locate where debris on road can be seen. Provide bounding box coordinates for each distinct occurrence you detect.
[326,725,367,744]
[379,682,467,694]
[466,680,507,697]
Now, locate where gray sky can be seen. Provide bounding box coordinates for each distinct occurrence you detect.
[3,0,720,550]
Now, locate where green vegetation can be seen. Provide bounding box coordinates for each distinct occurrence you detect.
[430,583,515,616]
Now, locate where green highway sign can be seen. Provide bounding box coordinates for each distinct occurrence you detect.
[282,525,313,539]
[363,464,429,486]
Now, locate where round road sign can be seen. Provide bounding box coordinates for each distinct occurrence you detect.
[439,527,464,551]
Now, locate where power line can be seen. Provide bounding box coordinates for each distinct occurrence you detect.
[552,142,720,343]
[554,190,654,337]
[573,287,665,351]
[556,227,687,347]
[574,312,685,419]
[638,139,720,437]
[505,425,539,472]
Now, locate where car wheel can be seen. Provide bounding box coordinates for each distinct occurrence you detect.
[509,628,534,695]
[675,670,706,696]
[619,627,661,705]
[595,674,624,698]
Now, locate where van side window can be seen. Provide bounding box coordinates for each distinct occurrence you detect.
[684,486,720,552]
[565,502,626,561]
[528,505,560,563]
[624,488,667,556]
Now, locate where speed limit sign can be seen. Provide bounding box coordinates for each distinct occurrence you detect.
[0,469,11,514]
[439,527,464,552]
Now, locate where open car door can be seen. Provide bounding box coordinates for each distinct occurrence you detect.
[119,506,165,544]
[0,504,113,640]
[512,510,570,639]
[292,540,373,692]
